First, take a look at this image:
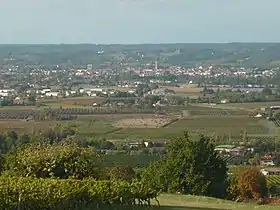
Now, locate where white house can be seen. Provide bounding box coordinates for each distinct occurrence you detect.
[41,89,51,93]
[45,92,60,97]
[0,89,15,97]
[220,99,229,104]
[260,159,275,166]
[261,168,280,176]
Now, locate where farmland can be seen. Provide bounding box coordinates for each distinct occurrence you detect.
[272,119,280,127]
[266,176,280,186]
[168,117,268,135]
[39,97,106,108]
[218,101,280,109]
[0,120,61,133]
[74,115,271,140]
[0,100,276,141]
[113,117,171,128]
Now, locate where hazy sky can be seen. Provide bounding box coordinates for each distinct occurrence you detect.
[0,0,279,44]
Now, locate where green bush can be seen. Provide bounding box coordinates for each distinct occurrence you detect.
[10,143,102,179]
[0,176,160,209]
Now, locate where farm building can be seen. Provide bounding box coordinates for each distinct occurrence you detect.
[261,168,280,176]
[220,99,229,104]
[214,145,245,156]
[45,92,60,97]
[260,155,275,166]
[269,106,280,110]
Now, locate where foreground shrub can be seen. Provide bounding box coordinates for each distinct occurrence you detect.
[10,142,102,179]
[0,176,160,209]
[142,133,228,198]
[109,165,135,182]
[237,167,268,200]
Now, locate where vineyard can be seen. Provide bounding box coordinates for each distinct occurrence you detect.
[189,110,229,116]
[168,117,268,135]
[272,119,280,127]
[247,135,277,142]
[266,176,280,185]
[0,108,161,120]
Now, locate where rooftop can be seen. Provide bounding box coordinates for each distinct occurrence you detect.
[215,145,236,149]
[262,168,280,172]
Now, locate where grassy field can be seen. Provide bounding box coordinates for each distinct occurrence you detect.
[0,102,274,141]
[169,117,268,135]
[152,194,280,210]
[218,102,280,109]
[75,115,269,140]
[39,97,106,108]
[0,106,36,110]
[0,120,61,133]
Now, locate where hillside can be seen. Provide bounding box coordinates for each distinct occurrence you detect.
[1,43,280,68]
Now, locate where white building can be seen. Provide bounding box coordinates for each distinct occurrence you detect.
[261,168,280,176]
[0,89,15,97]
[45,92,60,97]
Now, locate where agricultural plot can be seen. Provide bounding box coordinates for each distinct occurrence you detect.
[227,110,250,116]
[189,110,228,116]
[113,118,171,128]
[0,110,36,119]
[185,104,219,111]
[41,97,106,107]
[219,101,280,109]
[0,120,62,133]
[247,135,277,142]
[76,117,117,135]
[266,176,280,185]
[168,117,269,136]
[272,119,280,127]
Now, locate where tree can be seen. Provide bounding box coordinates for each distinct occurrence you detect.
[109,165,135,182]
[237,167,268,200]
[141,159,168,193]
[11,142,102,179]
[143,132,228,198]
[262,87,272,95]
[27,94,36,106]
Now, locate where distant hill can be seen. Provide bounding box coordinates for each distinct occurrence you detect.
[1,43,280,68]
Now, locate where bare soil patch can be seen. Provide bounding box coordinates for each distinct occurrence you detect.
[114,117,171,128]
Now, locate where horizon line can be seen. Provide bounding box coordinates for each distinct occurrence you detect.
[1,41,280,45]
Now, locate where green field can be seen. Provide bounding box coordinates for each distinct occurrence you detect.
[0,120,61,133]
[151,194,280,210]
[169,117,268,135]
[0,102,275,141]
[218,102,280,110]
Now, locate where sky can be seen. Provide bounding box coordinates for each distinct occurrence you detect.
[0,0,279,44]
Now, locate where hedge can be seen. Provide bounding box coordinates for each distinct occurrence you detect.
[0,177,160,209]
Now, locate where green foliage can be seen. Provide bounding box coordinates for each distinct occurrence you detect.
[140,159,168,193]
[142,132,228,198]
[102,153,161,168]
[80,137,115,150]
[10,142,101,179]
[167,133,228,197]
[109,165,135,182]
[236,167,268,200]
[0,131,30,153]
[0,176,160,209]
[42,123,77,144]
[0,97,13,106]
